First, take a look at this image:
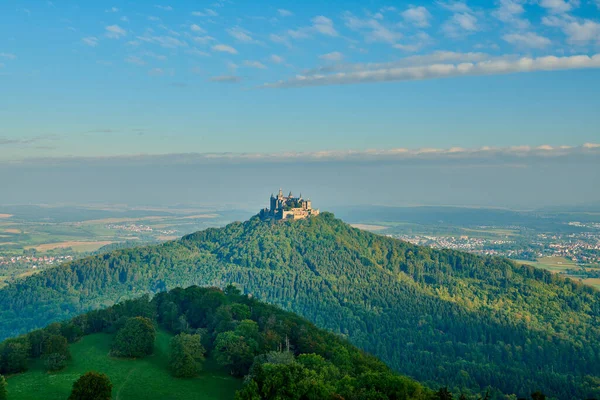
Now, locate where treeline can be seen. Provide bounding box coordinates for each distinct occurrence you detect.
[0,214,599,399]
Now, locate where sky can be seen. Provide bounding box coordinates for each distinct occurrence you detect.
[1,0,599,160]
[1,1,599,208]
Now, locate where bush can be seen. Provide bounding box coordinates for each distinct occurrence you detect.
[68,371,112,400]
[110,317,155,358]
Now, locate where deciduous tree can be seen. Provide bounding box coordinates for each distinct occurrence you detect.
[68,371,112,400]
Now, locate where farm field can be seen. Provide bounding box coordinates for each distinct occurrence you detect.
[5,330,241,400]
[516,256,578,273]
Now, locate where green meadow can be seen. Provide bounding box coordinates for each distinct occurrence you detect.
[5,330,241,400]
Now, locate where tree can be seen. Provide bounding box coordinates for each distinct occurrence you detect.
[68,371,112,400]
[0,341,29,374]
[531,392,546,400]
[43,335,71,371]
[110,317,155,358]
[214,331,255,376]
[169,333,206,378]
[436,387,453,400]
[0,374,7,400]
[45,353,68,372]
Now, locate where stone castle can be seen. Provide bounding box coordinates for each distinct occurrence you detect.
[259,189,320,220]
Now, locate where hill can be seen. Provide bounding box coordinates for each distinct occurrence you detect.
[5,330,240,400]
[2,286,431,400]
[0,213,599,398]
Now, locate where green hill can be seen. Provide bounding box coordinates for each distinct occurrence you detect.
[5,330,240,400]
[2,286,431,400]
[0,213,599,399]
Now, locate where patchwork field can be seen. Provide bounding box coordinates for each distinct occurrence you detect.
[25,241,115,252]
[6,330,241,400]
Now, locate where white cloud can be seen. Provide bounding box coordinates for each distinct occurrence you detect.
[401,6,432,28]
[244,60,267,69]
[105,25,127,39]
[126,56,146,66]
[105,7,119,13]
[262,53,600,88]
[304,51,490,75]
[319,51,344,62]
[137,35,187,48]
[276,15,338,44]
[190,24,205,33]
[155,5,173,11]
[81,37,99,47]
[503,32,552,48]
[393,32,433,52]
[492,0,530,29]
[311,16,338,36]
[442,12,479,37]
[209,75,242,83]
[121,16,129,22]
[270,33,292,47]
[148,67,164,76]
[227,27,258,43]
[278,9,293,17]
[187,48,210,57]
[0,53,17,60]
[192,9,218,17]
[212,44,238,54]
[437,1,472,13]
[344,13,402,43]
[538,0,578,13]
[193,36,216,44]
[543,15,600,44]
[562,19,600,43]
[270,54,284,64]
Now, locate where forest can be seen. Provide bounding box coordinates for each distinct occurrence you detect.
[0,213,599,399]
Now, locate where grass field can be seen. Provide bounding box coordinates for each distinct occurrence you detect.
[6,330,241,400]
[583,278,600,290]
[516,256,577,273]
[25,241,115,252]
[351,224,388,232]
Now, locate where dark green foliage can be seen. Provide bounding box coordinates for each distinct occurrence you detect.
[169,333,205,378]
[110,317,155,358]
[214,331,256,376]
[68,371,113,400]
[44,352,68,372]
[0,214,599,398]
[435,387,453,400]
[0,374,6,400]
[0,339,29,374]
[43,334,71,359]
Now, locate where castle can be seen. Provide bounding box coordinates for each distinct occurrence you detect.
[259,189,320,220]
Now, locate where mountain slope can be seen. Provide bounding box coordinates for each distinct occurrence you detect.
[0,213,599,398]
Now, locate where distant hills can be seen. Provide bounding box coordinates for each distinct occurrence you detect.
[0,213,599,399]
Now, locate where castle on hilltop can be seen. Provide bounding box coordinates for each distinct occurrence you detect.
[259,189,320,220]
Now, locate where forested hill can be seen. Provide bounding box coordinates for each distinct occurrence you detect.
[0,213,599,399]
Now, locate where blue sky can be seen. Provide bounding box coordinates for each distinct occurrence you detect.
[1,0,599,160]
